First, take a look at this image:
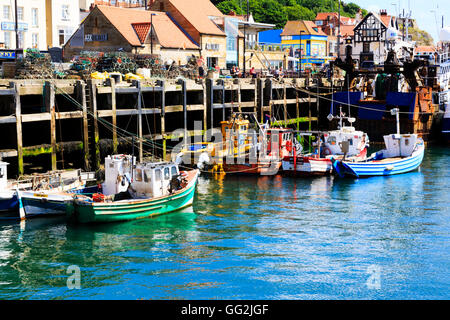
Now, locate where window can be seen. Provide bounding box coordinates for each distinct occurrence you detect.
[32,33,39,48]
[4,32,11,49]
[59,30,65,46]
[58,28,73,46]
[155,169,161,181]
[32,8,38,27]
[3,5,10,20]
[207,57,218,68]
[144,170,151,183]
[135,169,143,182]
[171,166,178,177]
[17,7,23,21]
[62,5,69,20]
[315,21,323,26]
[164,167,170,180]
[327,136,336,145]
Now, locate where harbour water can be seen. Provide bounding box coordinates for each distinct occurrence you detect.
[0,147,448,300]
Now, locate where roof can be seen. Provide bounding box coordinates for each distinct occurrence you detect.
[415,46,436,53]
[315,12,338,21]
[281,21,327,37]
[315,12,356,25]
[96,6,198,49]
[340,25,355,37]
[166,0,225,36]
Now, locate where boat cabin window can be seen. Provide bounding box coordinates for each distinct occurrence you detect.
[144,170,151,183]
[155,169,161,181]
[405,139,409,146]
[240,125,246,131]
[348,139,353,146]
[171,166,178,176]
[164,167,170,180]
[135,169,143,182]
[327,136,337,145]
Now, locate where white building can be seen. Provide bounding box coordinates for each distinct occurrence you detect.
[46,0,80,48]
[0,1,80,51]
[0,0,47,50]
[351,10,413,65]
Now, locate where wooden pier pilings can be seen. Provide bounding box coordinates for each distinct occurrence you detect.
[0,77,328,177]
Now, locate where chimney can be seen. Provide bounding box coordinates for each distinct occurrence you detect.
[380,9,387,16]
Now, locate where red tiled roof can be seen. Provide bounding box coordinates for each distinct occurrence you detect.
[340,25,355,37]
[415,46,436,53]
[132,23,151,44]
[96,6,198,49]
[281,21,327,36]
[167,0,225,36]
[315,12,338,21]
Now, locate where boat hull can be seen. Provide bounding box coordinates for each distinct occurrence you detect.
[69,171,199,224]
[282,156,332,176]
[222,160,282,176]
[21,192,73,217]
[442,116,450,144]
[0,192,18,217]
[333,143,425,178]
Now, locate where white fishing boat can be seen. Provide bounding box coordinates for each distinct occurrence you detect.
[282,111,369,176]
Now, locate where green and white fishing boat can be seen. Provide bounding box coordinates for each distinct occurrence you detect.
[67,155,199,224]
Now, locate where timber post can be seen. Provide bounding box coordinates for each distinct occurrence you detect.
[12,82,23,176]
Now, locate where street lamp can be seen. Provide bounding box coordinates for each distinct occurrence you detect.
[150,13,158,55]
[298,30,305,77]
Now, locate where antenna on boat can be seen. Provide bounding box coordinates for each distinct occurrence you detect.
[391,108,401,135]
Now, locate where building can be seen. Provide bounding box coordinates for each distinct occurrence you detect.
[150,0,245,70]
[64,5,199,63]
[224,12,283,71]
[80,0,148,11]
[280,20,329,71]
[0,0,47,51]
[46,0,80,48]
[315,12,360,58]
[352,10,412,65]
[414,46,437,63]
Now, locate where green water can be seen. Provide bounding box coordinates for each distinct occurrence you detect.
[0,147,449,299]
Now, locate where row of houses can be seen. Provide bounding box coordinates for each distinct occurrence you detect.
[0,0,428,73]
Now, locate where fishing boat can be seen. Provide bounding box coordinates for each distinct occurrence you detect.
[67,155,200,224]
[332,109,425,178]
[174,115,254,173]
[222,126,295,175]
[18,171,94,218]
[282,112,369,176]
[0,165,96,220]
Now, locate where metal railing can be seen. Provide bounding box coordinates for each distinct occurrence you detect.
[246,42,284,52]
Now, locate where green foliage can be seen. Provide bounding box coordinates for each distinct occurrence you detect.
[211,0,366,28]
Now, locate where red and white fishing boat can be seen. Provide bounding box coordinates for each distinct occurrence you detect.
[223,127,295,176]
[282,115,369,176]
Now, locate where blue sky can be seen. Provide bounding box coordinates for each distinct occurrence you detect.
[349,0,449,43]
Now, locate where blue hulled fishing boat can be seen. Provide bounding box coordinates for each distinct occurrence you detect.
[332,108,425,178]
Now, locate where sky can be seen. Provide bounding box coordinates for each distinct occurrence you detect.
[349,0,449,43]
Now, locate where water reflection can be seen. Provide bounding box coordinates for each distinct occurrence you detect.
[0,148,448,299]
